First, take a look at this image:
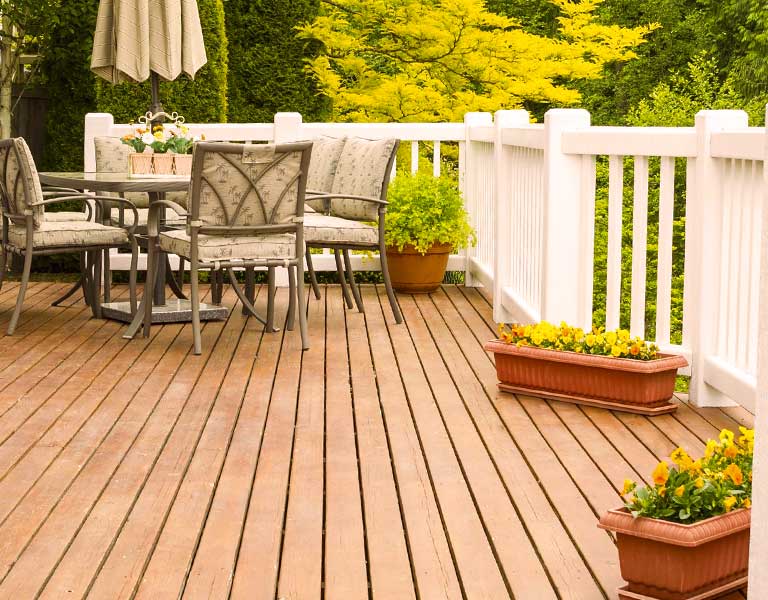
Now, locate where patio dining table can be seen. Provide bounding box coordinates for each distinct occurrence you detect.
[38,171,228,337]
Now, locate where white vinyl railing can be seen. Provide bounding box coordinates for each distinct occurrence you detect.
[84,107,768,411]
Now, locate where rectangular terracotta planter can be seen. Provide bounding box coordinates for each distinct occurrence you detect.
[599,508,750,600]
[483,340,688,415]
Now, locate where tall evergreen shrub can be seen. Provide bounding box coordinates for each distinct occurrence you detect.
[225,0,328,123]
[96,0,228,123]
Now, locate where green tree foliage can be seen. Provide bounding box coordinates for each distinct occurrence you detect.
[95,0,228,123]
[225,0,328,122]
[301,0,653,122]
[39,0,99,171]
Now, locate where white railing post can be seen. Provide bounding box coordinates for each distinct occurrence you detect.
[273,113,304,286]
[540,109,592,329]
[748,104,768,597]
[493,109,530,324]
[463,111,493,288]
[84,113,115,171]
[273,112,303,143]
[688,110,749,406]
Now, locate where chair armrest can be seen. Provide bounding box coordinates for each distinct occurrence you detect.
[146,199,189,237]
[30,195,139,234]
[303,193,388,206]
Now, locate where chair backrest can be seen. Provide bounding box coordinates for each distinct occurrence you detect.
[329,137,399,221]
[94,137,150,207]
[305,136,346,212]
[0,138,44,227]
[188,141,312,231]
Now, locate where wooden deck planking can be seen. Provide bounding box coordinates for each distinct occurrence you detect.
[0,282,753,600]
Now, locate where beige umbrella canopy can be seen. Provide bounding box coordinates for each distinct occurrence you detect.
[91,0,207,111]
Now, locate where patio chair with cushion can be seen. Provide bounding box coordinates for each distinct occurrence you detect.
[303,136,403,324]
[0,137,139,334]
[142,141,313,355]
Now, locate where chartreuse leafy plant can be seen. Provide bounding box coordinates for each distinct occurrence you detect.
[385,172,475,254]
[498,322,659,360]
[622,428,754,523]
[300,0,655,122]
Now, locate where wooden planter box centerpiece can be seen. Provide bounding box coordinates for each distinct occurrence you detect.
[599,508,750,600]
[484,323,687,415]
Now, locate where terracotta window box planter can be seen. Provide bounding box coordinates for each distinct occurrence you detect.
[129,153,191,177]
[483,340,688,415]
[598,508,750,600]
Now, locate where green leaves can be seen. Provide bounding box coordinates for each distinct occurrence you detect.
[385,171,476,254]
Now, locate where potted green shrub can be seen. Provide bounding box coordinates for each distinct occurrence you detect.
[599,428,753,600]
[385,171,475,293]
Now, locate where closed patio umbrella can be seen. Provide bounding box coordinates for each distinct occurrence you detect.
[91,0,207,114]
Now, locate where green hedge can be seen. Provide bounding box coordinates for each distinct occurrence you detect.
[225,0,328,123]
[95,0,228,123]
[39,0,99,171]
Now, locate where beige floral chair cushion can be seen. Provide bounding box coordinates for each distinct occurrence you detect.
[43,211,89,222]
[0,138,45,227]
[94,137,188,209]
[159,229,297,262]
[8,220,129,249]
[303,213,378,245]
[109,207,185,227]
[329,137,397,221]
[306,136,346,212]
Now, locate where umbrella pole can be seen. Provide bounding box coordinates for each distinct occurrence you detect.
[150,71,163,115]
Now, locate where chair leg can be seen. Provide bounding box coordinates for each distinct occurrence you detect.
[103,249,111,303]
[143,245,157,338]
[190,257,202,355]
[379,242,403,324]
[266,266,277,332]
[343,249,363,312]
[242,266,255,316]
[305,249,321,300]
[129,239,139,315]
[297,261,309,350]
[7,250,32,335]
[91,250,103,319]
[0,249,7,291]
[286,265,296,331]
[334,249,354,309]
[177,257,185,292]
[79,252,92,307]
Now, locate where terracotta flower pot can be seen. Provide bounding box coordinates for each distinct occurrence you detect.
[483,340,688,414]
[173,154,193,176]
[152,153,175,175]
[385,243,452,293]
[129,152,153,175]
[598,508,750,600]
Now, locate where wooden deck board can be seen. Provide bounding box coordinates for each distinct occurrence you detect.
[0,282,753,600]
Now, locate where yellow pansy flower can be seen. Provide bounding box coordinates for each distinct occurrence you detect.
[585,334,596,347]
[606,331,618,345]
[705,439,718,458]
[674,485,685,497]
[742,498,751,509]
[622,479,635,495]
[724,445,738,459]
[719,429,735,445]
[611,345,622,357]
[723,496,738,512]
[723,463,744,486]
[652,461,669,485]
[694,477,705,489]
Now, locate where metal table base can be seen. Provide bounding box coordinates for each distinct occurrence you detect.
[103,299,228,324]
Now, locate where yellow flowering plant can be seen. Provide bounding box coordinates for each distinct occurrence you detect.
[622,427,753,523]
[498,321,659,361]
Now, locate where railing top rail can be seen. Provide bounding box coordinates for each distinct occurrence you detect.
[302,121,466,141]
[711,128,765,161]
[562,126,697,157]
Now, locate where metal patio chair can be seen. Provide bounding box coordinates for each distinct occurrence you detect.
[303,136,403,324]
[143,141,313,354]
[0,137,139,334]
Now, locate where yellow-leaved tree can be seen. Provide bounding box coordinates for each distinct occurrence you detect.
[300,0,655,122]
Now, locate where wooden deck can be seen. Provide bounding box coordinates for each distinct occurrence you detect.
[0,281,753,600]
